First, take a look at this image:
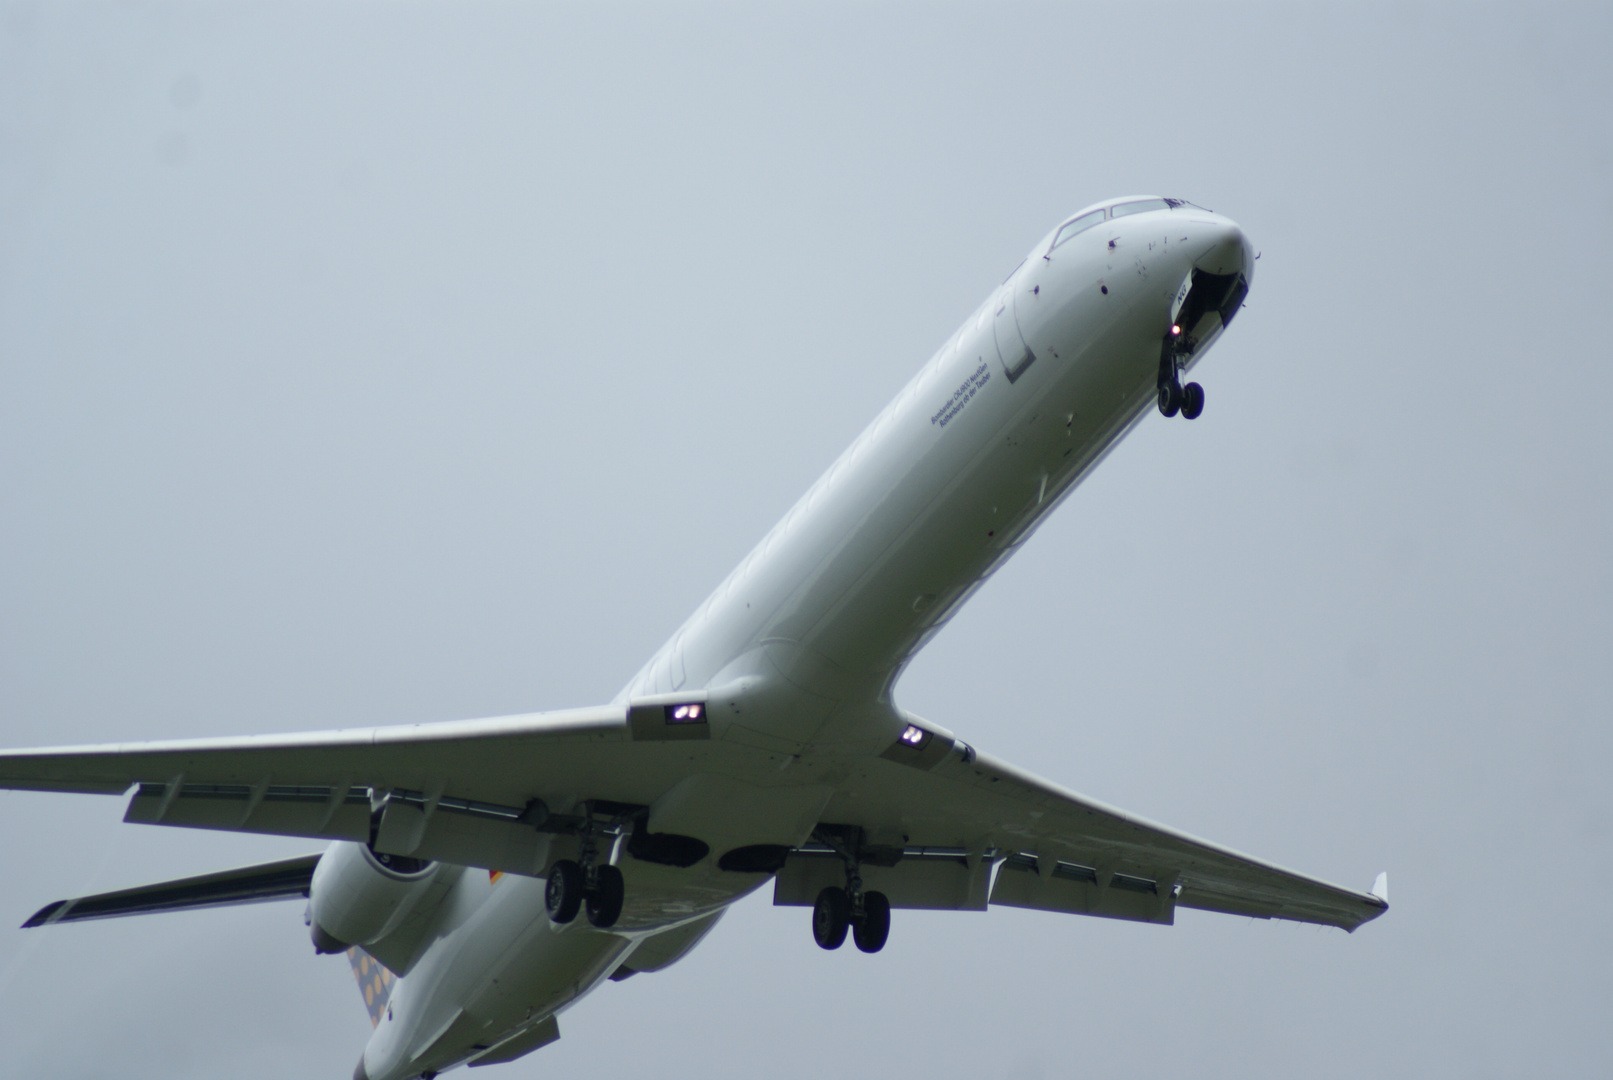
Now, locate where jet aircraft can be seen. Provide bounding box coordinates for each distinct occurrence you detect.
[1,196,1386,1079]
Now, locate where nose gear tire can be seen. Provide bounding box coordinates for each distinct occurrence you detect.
[585,865,626,928]
[1158,382,1182,417]
[1180,382,1204,420]
[852,890,891,953]
[812,886,851,950]
[546,859,584,924]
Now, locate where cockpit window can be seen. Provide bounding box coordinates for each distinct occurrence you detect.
[1051,209,1107,249]
[1109,198,1171,219]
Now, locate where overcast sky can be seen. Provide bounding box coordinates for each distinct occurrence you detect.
[1,3,1610,1078]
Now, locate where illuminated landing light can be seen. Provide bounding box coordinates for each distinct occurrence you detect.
[1170,324,1182,336]
[667,703,705,724]
[899,723,931,748]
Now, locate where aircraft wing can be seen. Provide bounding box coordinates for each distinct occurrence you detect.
[0,704,1385,931]
[781,735,1388,933]
[0,704,732,876]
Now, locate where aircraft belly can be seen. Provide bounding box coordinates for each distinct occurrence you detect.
[779,294,1163,683]
[614,851,777,927]
[366,874,630,1079]
[656,241,1178,704]
[386,874,760,1078]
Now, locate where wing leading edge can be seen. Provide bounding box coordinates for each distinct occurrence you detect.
[0,705,701,877]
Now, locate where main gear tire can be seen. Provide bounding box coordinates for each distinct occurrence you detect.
[586,864,626,929]
[546,859,584,924]
[853,890,891,954]
[812,886,851,950]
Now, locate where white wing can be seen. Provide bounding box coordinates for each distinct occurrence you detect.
[0,705,723,874]
[783,733,1388,932]
[0,705,1385,931]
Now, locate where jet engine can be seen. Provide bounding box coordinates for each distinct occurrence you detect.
[307,841,441,955]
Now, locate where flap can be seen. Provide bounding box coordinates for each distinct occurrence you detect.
[989,852,1173,924]
[773,848,991,911]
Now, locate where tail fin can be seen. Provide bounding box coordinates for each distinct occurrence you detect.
[346,947,396,1028]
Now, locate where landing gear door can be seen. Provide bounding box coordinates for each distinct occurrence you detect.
[993,279,1036,384]
[1169,270,1192,327]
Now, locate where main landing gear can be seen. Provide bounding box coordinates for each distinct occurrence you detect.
[545,805,625,929]
[808,826,892,954]
[546,860,624,929]
[1157,330,1205,421]
[814,885,890,953]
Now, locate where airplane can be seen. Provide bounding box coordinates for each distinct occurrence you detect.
[0,195,1387,1080]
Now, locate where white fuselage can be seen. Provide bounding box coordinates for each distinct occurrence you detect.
[360,198,1253,1080]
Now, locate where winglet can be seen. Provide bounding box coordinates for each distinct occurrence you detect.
[1370,871,1388,904]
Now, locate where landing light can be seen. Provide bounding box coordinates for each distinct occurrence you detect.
[668,703,704,723]
[1170,324,1182,336]
[899,724,930,748]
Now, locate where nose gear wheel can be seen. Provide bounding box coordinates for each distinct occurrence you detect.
[1180,381,1205,420]
[1157,335,1205,421]
[1158,381,1182,417]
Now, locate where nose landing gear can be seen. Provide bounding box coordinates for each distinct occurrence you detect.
[1157,333,1205,421]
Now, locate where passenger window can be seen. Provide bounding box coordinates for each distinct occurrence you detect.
[1109,198,1171,219]
[1051,209,1107,249]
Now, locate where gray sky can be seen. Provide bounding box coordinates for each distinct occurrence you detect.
[2,3,1609,1077]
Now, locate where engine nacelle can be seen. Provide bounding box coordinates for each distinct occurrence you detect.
[307,841,440,955]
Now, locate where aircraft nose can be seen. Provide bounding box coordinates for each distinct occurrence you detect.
[1192,217,1254,281]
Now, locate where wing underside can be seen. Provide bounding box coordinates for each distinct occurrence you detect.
[0,705,1385,932]
[799,739,1387,931]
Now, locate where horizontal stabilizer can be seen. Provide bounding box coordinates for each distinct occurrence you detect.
[22,852,322,928]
